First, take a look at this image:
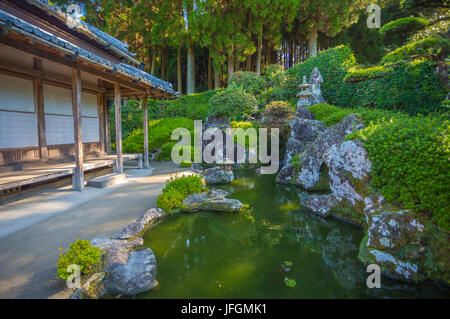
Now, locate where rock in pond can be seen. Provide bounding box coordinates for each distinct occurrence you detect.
[112,208,166,240]
[203,167,234,185]
[104,248,158,296]
[91,237,143,253]
[181,189,243,213]
[70,272,106,299]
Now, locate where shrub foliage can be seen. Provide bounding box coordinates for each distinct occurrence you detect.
[57,239,102,281]
[347,115,450,230]
[157,175,204,213]
[209,87,258,120]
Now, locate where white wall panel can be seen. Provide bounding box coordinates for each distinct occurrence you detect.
[0,74,35,112]
[0,111,38,148]
[43,85,73,116]
[82,118,99,143]
[45,115,74,145]
[82,93,98,117]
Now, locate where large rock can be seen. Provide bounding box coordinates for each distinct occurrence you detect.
[284,137,305,165]
[277,114,365,191]
[295,106,315,120]
[112,208,166,240]
[70,272,106,299]
[91,237,143,253]
[289,118,326,143]
[366,210,425,260]
[203,167,234,185]
[306,194,337,218]
[181,189,243,213]
[104,248,158,296]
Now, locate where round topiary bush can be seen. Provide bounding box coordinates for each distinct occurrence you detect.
[229,71,266,96]
[209,87,258,121]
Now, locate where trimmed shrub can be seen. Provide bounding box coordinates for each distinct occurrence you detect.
[285,45,446,115]
[57,239,102,280]
[308,104,401,127]
[156,190,184,213]
[154,141,178,161]
[382,37,450,64]
[229,71,266,96]
[344,65,394,83]
[347,114,450,230]
[261,101,295,118]
[162,175,203,197]
[209,87,258,120]
[123,117,194,155]
[380,17,430,48]
[157,175,204,213]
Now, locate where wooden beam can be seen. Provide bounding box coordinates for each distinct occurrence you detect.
[72,68,84,191]
[142,93,149,168]
[114,82,123,174]
[0,36,149,93]
[0,60,106,93]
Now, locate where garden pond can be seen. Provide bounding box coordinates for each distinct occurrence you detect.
[137,171,448,298]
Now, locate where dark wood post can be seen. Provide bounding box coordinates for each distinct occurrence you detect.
[72,68,84,191]
[104,96,111,154]
[115,83,123,173]
[142,93,149,168]
[33,58,48,161]
[97,94,106,155]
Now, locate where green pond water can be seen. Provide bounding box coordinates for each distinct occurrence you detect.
[139,171,448,299]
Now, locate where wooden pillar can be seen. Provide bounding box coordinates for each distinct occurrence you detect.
[142,93,149,168]
[114,83,123,174]
[33,58,48,161]
[104,97,111,154]
[72,68,84,191]
[97,94,106,155]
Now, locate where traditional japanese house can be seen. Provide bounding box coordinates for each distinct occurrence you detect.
[0,0,178,193]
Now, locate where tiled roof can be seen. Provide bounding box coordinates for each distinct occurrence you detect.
[0,4,179,97]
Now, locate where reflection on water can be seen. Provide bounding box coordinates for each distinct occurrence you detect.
[140,171,449,299]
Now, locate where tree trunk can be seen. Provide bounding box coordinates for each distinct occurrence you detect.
[207,54,213,91]
[214,67,220,89]
[177,46,182,95]
[256,24,263,76]
[308,26,318,59]
[246,55,252,71]
[187,44,195,94]
[148,47,152,73]
[150,47,157,75]
[161,47,166,81]
[227,51,234,86]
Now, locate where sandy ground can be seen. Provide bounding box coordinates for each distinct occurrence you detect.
[0,161,190,299]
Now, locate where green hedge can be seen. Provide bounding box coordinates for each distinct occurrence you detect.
[209,87,258,120]
[344,65,394,83]
[347,114,450,231]
[284,45,357,106]
[380,17,429,48]
[308,104,401,127]
[381,37,450,64]
[285,45,446,115]
[122,117,194,155]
